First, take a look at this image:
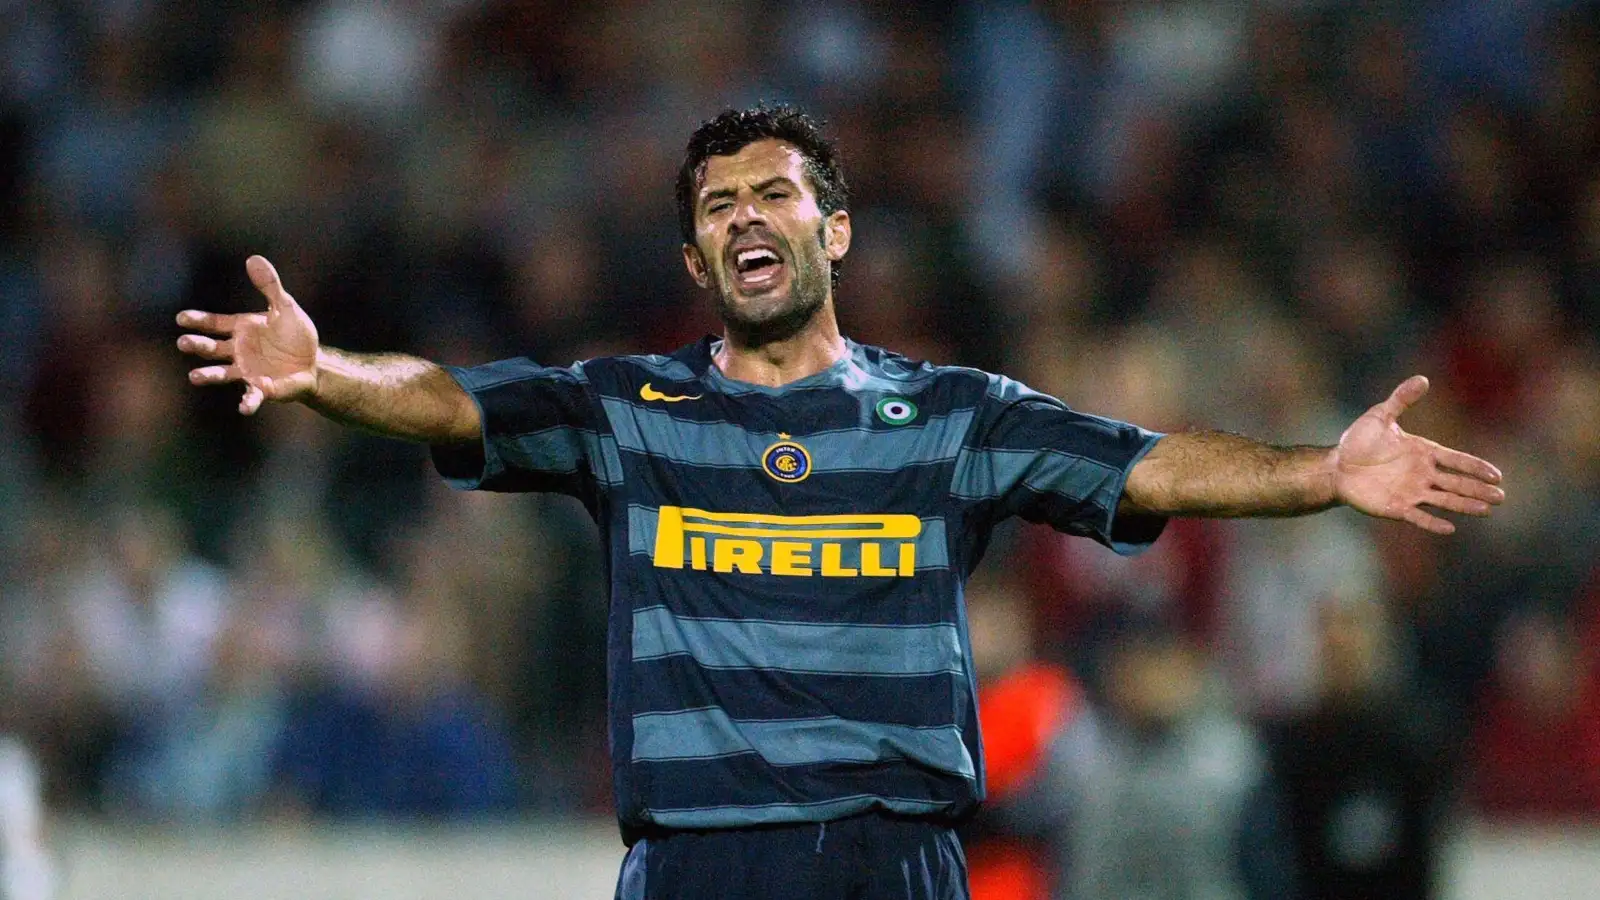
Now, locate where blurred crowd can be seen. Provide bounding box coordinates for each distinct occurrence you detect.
[1,0,1599,896]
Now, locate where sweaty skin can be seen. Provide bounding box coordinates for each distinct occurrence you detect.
[177,142,1503,532]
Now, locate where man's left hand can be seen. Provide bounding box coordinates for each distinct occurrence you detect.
[1333,375,1505,534]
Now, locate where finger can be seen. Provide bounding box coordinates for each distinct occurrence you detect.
[1402,506,1455,535]
[1423,490,1493,518]
[1433,471,1505,505]
[176,334,234,361]
[189,364,242,386]
[175,310,239,334]
[246,255,294,312]
[240,383,265,415]
[1378,375,1429,419]
[1433,444,1503,484]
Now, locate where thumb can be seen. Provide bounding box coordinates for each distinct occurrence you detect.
[1378,374,1429,419]
[255,370,316,401]
[246,255,295,311]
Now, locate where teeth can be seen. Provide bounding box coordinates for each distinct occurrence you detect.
[737,249,779,268]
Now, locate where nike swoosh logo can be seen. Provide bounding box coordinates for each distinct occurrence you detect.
[640,382,703,403]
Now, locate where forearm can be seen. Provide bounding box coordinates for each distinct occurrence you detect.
[305,347,480,443]
[1121,431,1339,518]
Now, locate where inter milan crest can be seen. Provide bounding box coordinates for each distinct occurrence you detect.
[762,435,812,483]
[875,397,918,425]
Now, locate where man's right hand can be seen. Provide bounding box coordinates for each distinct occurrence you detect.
[177,255,319,415]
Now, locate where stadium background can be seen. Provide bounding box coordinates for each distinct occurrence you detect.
[0,1,1598,897]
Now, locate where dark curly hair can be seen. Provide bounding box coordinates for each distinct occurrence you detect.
[676,104,851,287]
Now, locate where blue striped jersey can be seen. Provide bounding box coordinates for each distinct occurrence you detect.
[430,336,1165,840]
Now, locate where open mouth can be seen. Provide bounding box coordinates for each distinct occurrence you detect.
[731,244,786,290]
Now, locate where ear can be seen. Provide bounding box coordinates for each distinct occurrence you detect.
[823,209,851,263]
[682,243,710,288]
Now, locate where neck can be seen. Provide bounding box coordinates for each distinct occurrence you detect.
[715,300,847,387]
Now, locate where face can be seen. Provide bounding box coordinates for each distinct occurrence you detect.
[683,139,850,345]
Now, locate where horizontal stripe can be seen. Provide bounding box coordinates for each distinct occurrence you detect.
[632,606,963,676]
[625,567,963,626]
[949,445,1119,501]
[631,707,974,778]
[627,505,949,569]
[647,795,954,829]
[600,398,975,473]
[631,753,978,828]
[449,357,590,394]
[629,656,961,726]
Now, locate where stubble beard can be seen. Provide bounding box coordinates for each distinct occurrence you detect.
[713,226,831,348]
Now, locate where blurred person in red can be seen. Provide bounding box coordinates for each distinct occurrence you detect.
[1469,606,1600,820]
[959,571,1083,900]
[176,103,1503,900]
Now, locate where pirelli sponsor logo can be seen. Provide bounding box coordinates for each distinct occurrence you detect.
[651,506,919,577]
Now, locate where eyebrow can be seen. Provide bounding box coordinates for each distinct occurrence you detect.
[700,176,798,208]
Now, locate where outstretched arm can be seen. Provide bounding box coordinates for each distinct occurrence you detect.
[177,256,480,443]
[1121,376,1504,534]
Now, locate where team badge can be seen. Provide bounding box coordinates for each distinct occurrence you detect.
[762,437,812,483]
[875,397,918,425]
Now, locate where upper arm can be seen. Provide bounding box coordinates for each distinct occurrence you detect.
[430,357,601,497]
[951,376,1166,554]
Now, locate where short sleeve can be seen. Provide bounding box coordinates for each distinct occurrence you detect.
[429,357,600,499]
[951,375,1166,555]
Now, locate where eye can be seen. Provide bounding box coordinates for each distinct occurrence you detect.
[764,191,789,202]
[707,201,732,214]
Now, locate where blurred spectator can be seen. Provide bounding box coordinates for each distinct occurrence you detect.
[5,502,229,810]
[1469,607,1600,821]
[1044,611,1295,900]
[0,736,54,900]
[960,573,1083,900]
[1267,594,1450,900]
[271,517,520,820]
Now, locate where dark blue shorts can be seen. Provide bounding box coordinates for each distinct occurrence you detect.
[614,813,970,900]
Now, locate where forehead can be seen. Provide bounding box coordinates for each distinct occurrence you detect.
[698,139,813,196]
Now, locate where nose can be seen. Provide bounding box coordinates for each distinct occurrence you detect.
[731,191,766,231]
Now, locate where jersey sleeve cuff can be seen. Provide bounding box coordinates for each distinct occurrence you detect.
[1102,429,1168,556]
[429,365,501,491]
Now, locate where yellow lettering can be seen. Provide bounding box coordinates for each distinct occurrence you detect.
[652,507,924,578]
[860,543,897,577]
[769,541,813,576]
[897,544,916,576]
[713,539,763,574]
[821,543,858,577]
[652,505,685,568]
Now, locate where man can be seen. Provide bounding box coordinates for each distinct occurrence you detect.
[177,105,1503,899]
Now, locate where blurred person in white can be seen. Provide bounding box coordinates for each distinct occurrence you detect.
[0,500,108,811]
[1039,610,1296,900]
[294,0,443,128]
[1266,592,1449,900]
[0,736,54,900]
[110,504,368,821]
[53,503,231,811]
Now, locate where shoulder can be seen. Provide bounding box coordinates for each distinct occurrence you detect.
[582,337,715,394]
[848,342,995,400]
